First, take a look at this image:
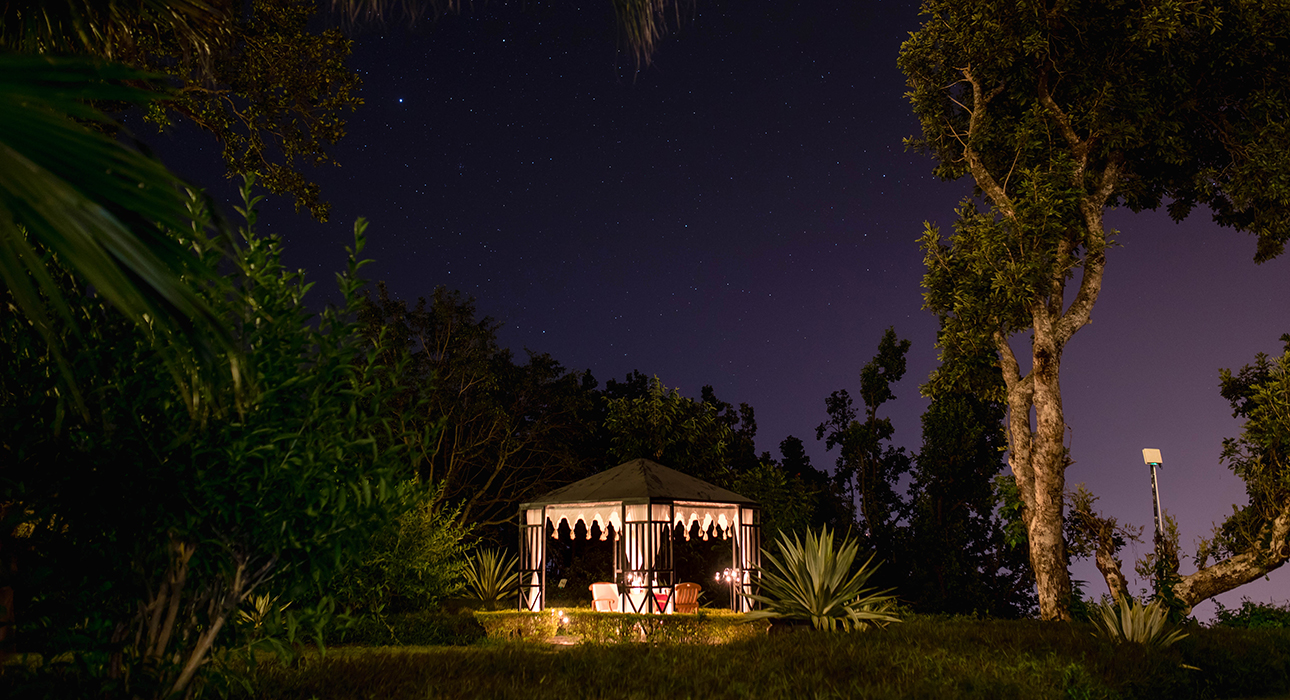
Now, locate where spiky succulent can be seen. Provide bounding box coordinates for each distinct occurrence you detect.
[1092,597,1188,648]
[743,527,900,631]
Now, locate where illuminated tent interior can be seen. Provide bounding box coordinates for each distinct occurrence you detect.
[518,458,761,613]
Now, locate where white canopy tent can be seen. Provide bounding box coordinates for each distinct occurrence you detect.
[518,458,760,613]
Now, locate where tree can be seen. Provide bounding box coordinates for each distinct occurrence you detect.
[905,373,1035,618]
[134,0,362,221]
[0,188,412,697]
[902,0,1290,620]
[1059,336,1290,614]
[604,375,733,484]
[359,284,600,532]
[732,459,814,544]
[1175,336,1290,610]
[815,328,911,560]
[779,435,851,532]
[3,0,361,220]
[701,385,761,475]
[1065,485,1141,606]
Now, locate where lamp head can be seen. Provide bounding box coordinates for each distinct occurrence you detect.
[1142,448,1162,466]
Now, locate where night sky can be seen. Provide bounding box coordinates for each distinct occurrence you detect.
[148,0,1289,619]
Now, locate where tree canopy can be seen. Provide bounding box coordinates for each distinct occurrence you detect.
[902,0,1290,620]
[604,375,734,485]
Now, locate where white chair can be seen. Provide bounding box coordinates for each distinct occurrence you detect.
[589,582,619,611]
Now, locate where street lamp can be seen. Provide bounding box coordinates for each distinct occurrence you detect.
[1142,448,1165,542]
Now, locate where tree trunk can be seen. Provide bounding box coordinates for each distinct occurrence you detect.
[1001,314,1075,621]
[1094,547,1130,605]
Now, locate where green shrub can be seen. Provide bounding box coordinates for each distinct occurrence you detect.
[473,611,559,641]
[743,526,900,631]
[1212,597,1290,629]
[560,609,767,644]
[330,482,473,615]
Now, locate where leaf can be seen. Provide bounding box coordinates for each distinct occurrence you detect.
[0,55,234,404]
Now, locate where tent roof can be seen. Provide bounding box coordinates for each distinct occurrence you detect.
[520,458,756,509]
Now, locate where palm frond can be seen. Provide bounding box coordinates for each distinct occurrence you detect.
[0,0,232,66]
[609,0,691,66]
[329,0,457,25]
[325,0,689,65]
[0,55,232,405]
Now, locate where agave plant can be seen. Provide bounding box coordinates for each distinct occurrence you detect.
[464,548,520,606]
[1092,596,1188,648]
[743,527,901,631]
[236,593,291,638]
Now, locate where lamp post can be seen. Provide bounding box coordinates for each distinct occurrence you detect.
[715,568,738,610]
[1142,448,1164,541]
[1142,447,1169,596]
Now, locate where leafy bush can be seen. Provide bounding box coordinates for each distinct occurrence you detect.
[1092,596,1188,648]
[743,526,900,631]
[330,481,472,615]
[1212,598,1290,629]
[463,548,519,608]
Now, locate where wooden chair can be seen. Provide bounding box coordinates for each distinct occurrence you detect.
[589,582,619,612]
[674,582,701,614]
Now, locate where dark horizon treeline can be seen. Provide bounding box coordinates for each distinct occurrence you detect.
[360,284,1036,618]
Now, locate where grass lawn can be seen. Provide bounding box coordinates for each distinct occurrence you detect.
[232,617,1290,700]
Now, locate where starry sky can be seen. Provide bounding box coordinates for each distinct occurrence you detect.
[149,0,1289,619]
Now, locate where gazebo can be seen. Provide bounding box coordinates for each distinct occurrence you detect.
[518,458,761,613]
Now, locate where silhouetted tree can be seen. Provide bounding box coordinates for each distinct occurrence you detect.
[701,385,760,475]
[815,328,912,561]
[360,285,599,531]
[777,435,850,532]
[904,374,1036,618]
